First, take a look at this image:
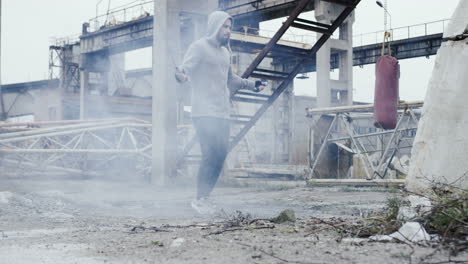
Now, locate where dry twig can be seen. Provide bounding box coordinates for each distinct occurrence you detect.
[237,241,321,264]
[204,225,274,237]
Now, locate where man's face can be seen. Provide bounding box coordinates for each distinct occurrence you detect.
[217,19,232,45]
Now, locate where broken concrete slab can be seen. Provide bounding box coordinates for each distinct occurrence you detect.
[370,222,431,243]
[398,195,433,221]
[271,209,296,224]
[390,222,431,243]
[170,238,185,247]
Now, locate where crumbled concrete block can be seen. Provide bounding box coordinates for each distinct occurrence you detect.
[397,206,418,221]
[271,209,296,223]
[390,222,431,242]
[408,195,432,214]
[398,195,432,220]
[369,235,394,242]
[170,237,185,247]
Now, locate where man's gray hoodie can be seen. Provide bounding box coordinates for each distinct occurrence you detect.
[178,11,256,119]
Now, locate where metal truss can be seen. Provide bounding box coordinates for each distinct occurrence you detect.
[0,119,151,179]
[49,44,81,93]
[307,102,422,180]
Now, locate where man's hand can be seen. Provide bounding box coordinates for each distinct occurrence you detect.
[254,80,267,92]
[257,84,267,92]
[175,68,188,83]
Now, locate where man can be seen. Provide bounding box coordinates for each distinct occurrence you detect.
[175,11,266,214]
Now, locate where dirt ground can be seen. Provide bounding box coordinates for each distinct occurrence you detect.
[0,177,466,264]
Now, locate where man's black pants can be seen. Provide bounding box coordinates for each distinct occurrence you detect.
[193,117,230,199]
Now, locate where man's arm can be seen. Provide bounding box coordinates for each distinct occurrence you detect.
[175,43,201,83]
[228,66,266,94]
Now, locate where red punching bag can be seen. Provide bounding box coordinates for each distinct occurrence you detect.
[374,32,399,130]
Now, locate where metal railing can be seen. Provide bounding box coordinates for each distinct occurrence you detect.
[51,3,449,48]
[237,19,449,47]
[88,0,153,33]
[353,19,450,47]
[238,26,317,44]
[50,35,81,46]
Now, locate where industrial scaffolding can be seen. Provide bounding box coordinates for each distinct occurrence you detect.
[306,101,423,180]
[0,118,152,179]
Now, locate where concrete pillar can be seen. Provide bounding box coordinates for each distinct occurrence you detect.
[316,40,331,108]
[79,69,89,119]
[271,62,293,164]
[315,0,355,107]
[107,53,126,96]
[152,0,179,185]
[57,47,66,120]
[338,21,354,106]
[406,1,468,192]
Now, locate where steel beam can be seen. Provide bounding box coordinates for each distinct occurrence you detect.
[229,1,361,151]
[240,0,312,79]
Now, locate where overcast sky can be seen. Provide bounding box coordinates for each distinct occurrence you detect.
[1,0,460,102]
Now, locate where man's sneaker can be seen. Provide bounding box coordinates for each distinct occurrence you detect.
[191,198,217,215]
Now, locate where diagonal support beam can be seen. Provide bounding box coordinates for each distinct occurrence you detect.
[240,0,313,79]
[229,1,360,151]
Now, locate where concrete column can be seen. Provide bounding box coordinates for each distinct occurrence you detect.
[338,21,354,106]
[79,70,89,120]
[315,0,355,107]
[152,0,179,185]
[316,40,331,108]
[57,47,66,120]
[107,53,126,96]
[287,66,295,164]
[283,80,293,163]
[406,1,468,192]
[272,62,293,164]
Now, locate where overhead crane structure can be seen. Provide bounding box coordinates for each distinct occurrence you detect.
[49,15,445,101]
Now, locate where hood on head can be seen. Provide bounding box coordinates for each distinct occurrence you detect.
[206,11,232,43]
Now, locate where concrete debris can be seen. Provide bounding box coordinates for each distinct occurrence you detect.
[390,222,431,242]
[398,195,432,221]
[386,155,412,179]
[170,238,185,247]
[341,237,368,245]
[358,153,409,179]
[385,169,397,180]
[369,235,394,242]
[370,222,431,243]
[390,155,410,176]
[271,209,296,224]
[408,195,432,215]
[397,207,418,221]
